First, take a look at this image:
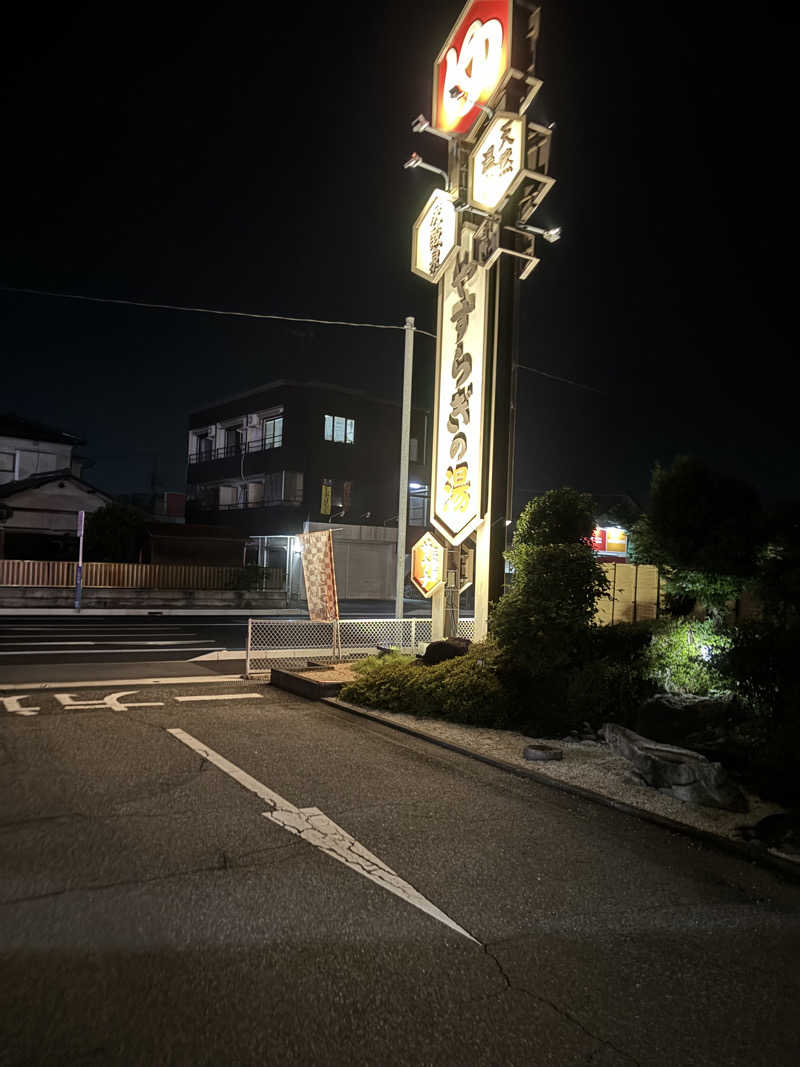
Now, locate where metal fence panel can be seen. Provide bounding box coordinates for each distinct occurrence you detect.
[245,616,474,677]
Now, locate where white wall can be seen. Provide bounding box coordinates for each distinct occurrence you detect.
[0,435,73,485]
[3,479,109,533]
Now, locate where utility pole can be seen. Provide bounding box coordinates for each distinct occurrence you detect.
[394,316,415,619]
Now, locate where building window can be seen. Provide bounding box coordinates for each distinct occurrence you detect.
[223,426,243,457]
[409,487,428,525]
[320,478,352,515]
[265,471,303,506]
[262,416,283,450]
[323,414,355,444]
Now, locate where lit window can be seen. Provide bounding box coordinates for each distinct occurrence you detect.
[262,416,283,450]
[323,414,356,444]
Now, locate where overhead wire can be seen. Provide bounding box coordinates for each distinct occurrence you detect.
[3,286,603,393]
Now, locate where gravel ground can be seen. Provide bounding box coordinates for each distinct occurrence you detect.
[334,704,788,844]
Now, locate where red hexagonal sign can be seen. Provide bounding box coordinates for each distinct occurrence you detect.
[433,0,513,137]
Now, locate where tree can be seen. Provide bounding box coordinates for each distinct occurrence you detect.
[629,457,764,619]
[492,489,609,677]
[84,504,148,563]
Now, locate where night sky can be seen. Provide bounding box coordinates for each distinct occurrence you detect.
[2,0,797,510]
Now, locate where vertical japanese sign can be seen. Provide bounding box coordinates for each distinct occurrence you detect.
[298,530,339,622]
[430,225,489,546]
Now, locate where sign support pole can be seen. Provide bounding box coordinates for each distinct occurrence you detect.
[74,509,85,613]
[395,316,415,620]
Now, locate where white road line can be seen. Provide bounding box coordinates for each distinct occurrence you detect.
[0,646,221,656]
[174,693,263,702]
[167,728,479,944]
[0,675,247,691]
[0,641,98,646]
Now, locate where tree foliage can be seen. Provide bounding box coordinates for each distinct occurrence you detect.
[630,457,765,618]
[512,487,596,547]
[492,489,610,679]
[84,504,148,563]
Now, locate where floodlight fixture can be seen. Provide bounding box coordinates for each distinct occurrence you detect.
[411,114,453,141]
[508,222,562,243]
[403,152,450,189]
[448,84,494,119]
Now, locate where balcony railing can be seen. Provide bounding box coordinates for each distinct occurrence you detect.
[194,497,302,511]
[189,437,283,464]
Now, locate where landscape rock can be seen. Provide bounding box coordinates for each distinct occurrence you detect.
[634,692,737,746]
[600,722,748,812]
[523,744,563,762]
[421,637,471,666]
[735,812,800,855]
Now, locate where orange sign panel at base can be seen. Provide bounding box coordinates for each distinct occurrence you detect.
[410,532,445,598]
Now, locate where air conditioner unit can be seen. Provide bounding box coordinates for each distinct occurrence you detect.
[247,414,261,428]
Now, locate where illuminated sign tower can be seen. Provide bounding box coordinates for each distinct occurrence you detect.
[406,1,559,639]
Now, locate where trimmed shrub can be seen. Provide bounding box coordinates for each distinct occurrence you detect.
[643,618,731,695]
[340,642,512,728]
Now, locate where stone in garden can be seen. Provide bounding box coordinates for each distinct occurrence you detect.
[634,693,737,746]
[523,744,563,762]
[736,812,800,855]
[421,637,471,666]
[600,723,748,812]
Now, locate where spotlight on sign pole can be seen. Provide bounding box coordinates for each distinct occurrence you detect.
[507,222,563,244]
[448,84,494,120]
[411,114,454,141]
[403,151,450,189]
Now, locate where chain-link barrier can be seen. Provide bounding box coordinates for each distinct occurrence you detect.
[246,617,475,676]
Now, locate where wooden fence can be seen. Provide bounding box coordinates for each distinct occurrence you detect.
[0,560,285,591]
[595,563,661,625]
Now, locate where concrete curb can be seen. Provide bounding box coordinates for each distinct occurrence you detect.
[323,697,800,884]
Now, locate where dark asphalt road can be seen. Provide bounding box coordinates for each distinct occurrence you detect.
[1,680,799,1065]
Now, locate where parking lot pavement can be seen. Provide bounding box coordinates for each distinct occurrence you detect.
[2,682,800,1065]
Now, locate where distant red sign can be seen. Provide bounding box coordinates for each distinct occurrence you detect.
[433,0,512,137]
[590,528,606,553]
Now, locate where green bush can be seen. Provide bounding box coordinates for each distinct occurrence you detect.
[643,618,731,695]
[340,642,512,728]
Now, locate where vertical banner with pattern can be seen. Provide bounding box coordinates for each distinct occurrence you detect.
[298,530,339,622]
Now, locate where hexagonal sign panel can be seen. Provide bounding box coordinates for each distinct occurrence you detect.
[468,112,525,214]
[410,531,445,598]
[411,189,458,284]
[433,0,513,138]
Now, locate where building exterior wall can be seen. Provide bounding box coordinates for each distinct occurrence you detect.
[0,435,74,486]
[2,480,108,534]
[186,381,430,544]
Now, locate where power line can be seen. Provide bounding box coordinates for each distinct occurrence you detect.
[516,362,606,396]
[3,286,604,393]
[2,286,438,339]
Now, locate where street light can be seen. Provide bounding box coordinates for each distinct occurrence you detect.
[403,152,450,189]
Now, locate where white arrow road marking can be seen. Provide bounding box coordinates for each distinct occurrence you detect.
[167,728,479,944]
[0,695,40,716]
[55,691,165,711]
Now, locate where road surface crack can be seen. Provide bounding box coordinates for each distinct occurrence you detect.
[0,855,237,908]
[482,945,640,1066]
